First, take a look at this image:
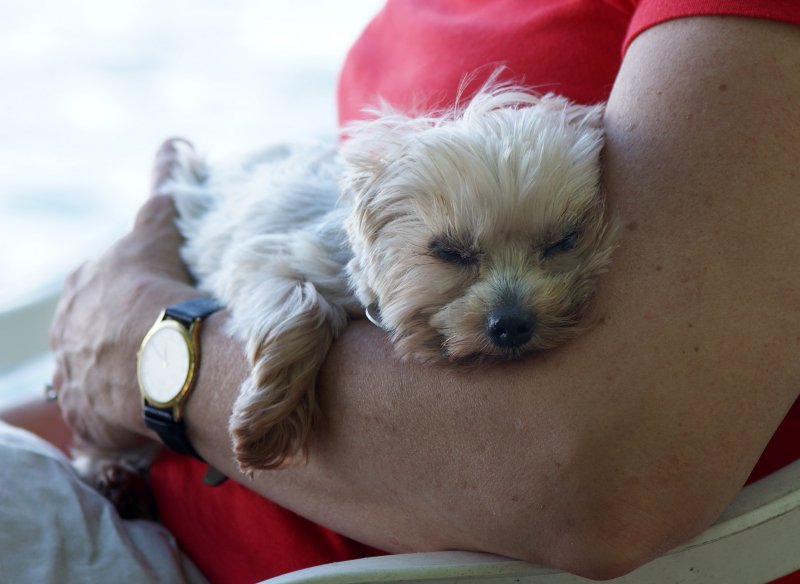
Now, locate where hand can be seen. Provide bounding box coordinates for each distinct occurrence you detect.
[50,140,198,450]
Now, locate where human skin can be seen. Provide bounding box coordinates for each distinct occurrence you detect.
[48,16,800,580]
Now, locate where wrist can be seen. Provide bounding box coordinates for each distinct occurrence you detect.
[137,297,222,460]
[120,281,199,437]
[182,309,246,474]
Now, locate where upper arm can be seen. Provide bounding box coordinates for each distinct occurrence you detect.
[599,13,800,493]
[560,14,800,573]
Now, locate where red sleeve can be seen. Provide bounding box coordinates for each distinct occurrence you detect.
[625,0,800,52]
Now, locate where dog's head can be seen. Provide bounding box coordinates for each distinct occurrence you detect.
[342,88,616,363]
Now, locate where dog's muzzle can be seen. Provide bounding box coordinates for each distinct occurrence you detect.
[485,305,535,349]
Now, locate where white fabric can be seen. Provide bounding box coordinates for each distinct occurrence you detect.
[0,420,208,584]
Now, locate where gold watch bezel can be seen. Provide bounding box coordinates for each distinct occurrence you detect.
[137,309,202,420]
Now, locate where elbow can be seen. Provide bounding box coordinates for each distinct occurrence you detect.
[545,526,663,581]
[511,485,710,580]
[537,505,712,581]
[511,440,726,579]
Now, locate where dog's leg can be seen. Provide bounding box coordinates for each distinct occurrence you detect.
[154,139,351,471]
[72,442,162,520]
[230,281,347,472]
[215,231,353,473]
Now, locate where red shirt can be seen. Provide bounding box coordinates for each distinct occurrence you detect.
[152,2,800,582]
[338,0,800,122]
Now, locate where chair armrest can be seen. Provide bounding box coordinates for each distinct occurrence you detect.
[265,551,555,584]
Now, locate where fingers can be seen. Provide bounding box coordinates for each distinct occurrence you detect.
[133,193,181,232]
[130,196,193,284]
[137,137,194,252]
[49,263,84,351]
[49,265,84,427]
[151,137,195,197]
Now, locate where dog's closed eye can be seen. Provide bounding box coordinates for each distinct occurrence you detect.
[541,228,580,260]
[429,238,479,267]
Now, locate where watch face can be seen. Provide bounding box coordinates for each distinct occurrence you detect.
[138,322,192,405]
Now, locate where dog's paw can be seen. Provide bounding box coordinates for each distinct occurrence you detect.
[229,410,304,474]
[95,460,158,521]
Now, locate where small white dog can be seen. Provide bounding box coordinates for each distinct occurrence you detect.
[157,83,616,474]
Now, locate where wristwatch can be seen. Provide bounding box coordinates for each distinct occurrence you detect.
[137,297,221,461]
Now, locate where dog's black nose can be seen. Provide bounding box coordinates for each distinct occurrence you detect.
[485,306,535,349]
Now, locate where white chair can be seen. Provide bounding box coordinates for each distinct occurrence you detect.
[2,291,798,584]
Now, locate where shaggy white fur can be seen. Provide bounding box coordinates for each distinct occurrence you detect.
[72,81,614,480]
[156,83,616,473]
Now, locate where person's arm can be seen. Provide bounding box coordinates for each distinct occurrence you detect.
[53,16,800,580]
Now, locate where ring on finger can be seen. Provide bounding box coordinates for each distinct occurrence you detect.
[44,383,59,402]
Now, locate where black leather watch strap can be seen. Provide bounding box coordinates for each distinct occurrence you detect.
[144,404,204,461]
[143,297,222,462]
[164,297,222,327]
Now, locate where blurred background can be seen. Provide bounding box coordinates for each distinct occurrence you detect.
[0,0,383,405]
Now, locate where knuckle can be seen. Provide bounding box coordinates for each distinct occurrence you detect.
[51,367,64,390]
[48,321,61,349]
[157,137,193,157]
[64,263,84,288]
[151,138,195,196]
[50,266,86,346]
[50,300,71,349]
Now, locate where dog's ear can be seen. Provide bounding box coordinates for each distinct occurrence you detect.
[339,107,433,319]
[338,107,432,202]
